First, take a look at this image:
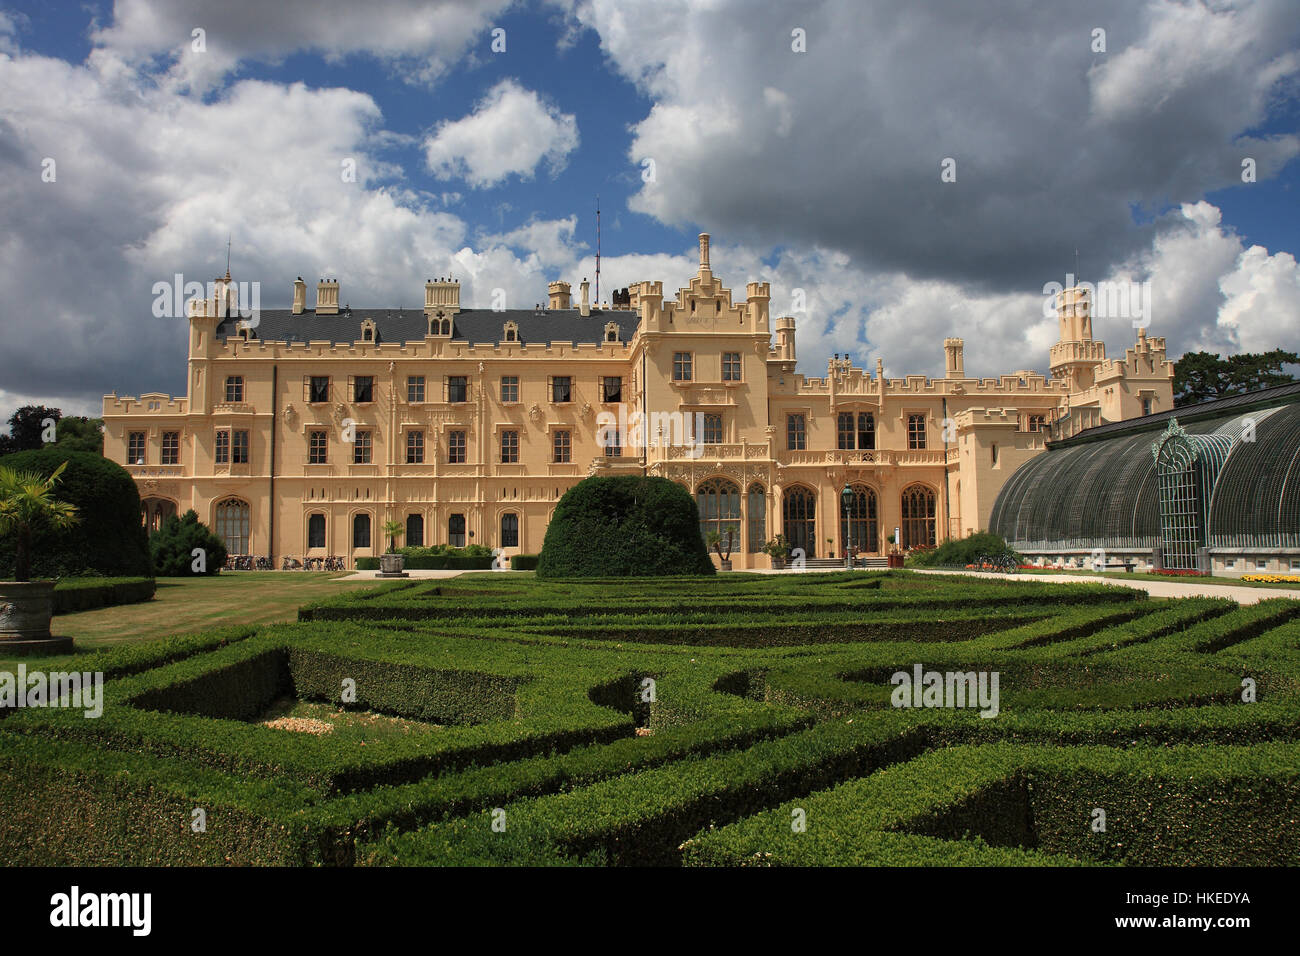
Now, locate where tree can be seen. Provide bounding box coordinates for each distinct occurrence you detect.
[1174,350,1299,406]
[0,448,152,579]
[0,406,62,456]
[54,417,105,455]
[149,510,227,576]
[382,520,404,553]
[0,461,79,581]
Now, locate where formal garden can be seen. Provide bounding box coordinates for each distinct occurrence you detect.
[2,465,1298,867]
[1,567,1297,866]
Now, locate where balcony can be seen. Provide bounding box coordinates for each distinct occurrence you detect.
[662,442,771,461]
[778,448,948,468]
[125,464,185,478]
[211,402,256,416]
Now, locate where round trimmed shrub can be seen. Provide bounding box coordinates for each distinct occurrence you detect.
[906,531,1021,568]
[0,448,152,580]
[537,476,715,578]
[150,510,228,576]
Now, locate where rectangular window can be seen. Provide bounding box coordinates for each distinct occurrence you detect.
[128,432,146,465]
[309,376,329,404]
[501,430,519,463]
[231,429,249,465]
[603,427,622,457]
[553,430,572,463]
[353,376,374,403]
[407,376,425,403]
[225,376,243,402]
[406,430,425,464]
[448,514,466,548]
[500,376,519,403]
[161,432,179,465]
[1256,559,1268,571]
[722,352,742,381]
[837,412,855,450]
[214,430,230,465]
[702,414,723,444]
[353,430,371,464]
[447,376,468,403]
[602,376,622,403]
[908,415,927,450]
[1142,397,1153,416]
[858,413,875,450]
[447,430,466,464]
[551,376,572,403]
[308,430,328,464]
[673,352,693,381]
[787,414,806,450]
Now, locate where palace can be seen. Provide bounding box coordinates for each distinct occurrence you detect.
[103,233,1173,569]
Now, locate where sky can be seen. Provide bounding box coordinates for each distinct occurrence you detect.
[1,0,1298,427]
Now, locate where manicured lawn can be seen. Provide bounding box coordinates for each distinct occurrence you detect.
[0,572,373,671]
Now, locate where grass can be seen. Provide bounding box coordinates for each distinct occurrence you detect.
[1,572,374,671]
[1014,568,1300,590]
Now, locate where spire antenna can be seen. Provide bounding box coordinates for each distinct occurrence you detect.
[595,196,601,306]
[226,234,232,278]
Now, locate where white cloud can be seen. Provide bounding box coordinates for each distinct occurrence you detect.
[89,0,514,91]
[423,79,579,188]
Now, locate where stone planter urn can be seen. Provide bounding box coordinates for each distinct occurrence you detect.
[770,556,785,570]
[887,554,905,569]
[378,553,408,577]
[719,558,733,572]
[0,580,73,655]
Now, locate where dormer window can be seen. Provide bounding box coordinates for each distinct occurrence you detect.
[237,322,255,341]
[428,311,452,336]
[604,322,619,343]
[503,321,519,342]
[360,318,376,342]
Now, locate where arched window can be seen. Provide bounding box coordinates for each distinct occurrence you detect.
[500,512,519,548]
[605,322,620,343]
[503,321,518,342]
[140,497,177,534]
[840,485,879,554]
[782,486,817,557]
[696,478,741,553]
[406,513,424,548]
[215,498,250,555]
[900,484,937,549]
[307,513,326,549]
[746,483,766,553]
[352,512,371,549]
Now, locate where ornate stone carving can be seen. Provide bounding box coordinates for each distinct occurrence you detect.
[283,404,297,427]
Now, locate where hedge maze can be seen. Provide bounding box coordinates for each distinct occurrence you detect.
[2,571,1298,866]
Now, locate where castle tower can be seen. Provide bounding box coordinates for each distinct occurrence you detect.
[1049,286,1106,393]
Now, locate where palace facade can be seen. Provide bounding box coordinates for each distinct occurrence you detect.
[103,234,1174,569]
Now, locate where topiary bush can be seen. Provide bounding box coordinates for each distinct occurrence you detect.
[0,448,152,579]
[150,510,228,576]
[906,531,1021,568]
[536,476,715,578]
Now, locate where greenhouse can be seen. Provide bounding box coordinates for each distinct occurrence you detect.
[989,383,1300,574]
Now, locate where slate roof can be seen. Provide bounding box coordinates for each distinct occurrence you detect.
[215,307,641,347]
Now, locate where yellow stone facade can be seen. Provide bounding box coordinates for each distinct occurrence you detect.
[103,234,1174,569]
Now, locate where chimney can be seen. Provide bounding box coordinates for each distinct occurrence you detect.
[548,280,571,310]
[292,277,306,315]
[579,277,590,317]
[944,337,965,378]
[698,233,711,276]
[316,278,339,315]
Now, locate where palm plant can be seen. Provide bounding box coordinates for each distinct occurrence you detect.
[0,461,79,581]
[382,520,404,554]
